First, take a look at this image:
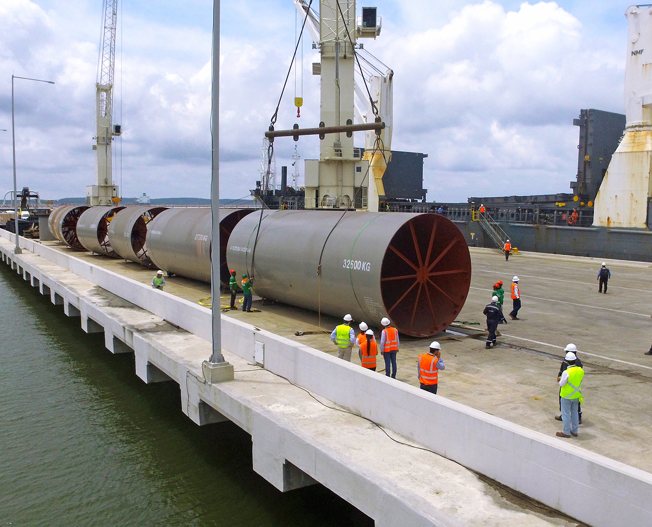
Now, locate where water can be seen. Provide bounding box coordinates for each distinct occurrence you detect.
[0,265,371,526]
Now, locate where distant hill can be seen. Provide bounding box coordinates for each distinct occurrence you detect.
[54,197,254,206]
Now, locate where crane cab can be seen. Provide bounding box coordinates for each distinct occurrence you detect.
[357,7,381,38]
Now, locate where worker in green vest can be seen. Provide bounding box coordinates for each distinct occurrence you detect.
[241,274,253,312]
[228,269,239,310]
[151,270,166,290]
[556,344,585,438]
[330,313,355,361]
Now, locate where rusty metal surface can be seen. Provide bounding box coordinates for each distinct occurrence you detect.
[107,206,167,267]
[146,207,255,284]
[76,206,125,257]
[48,205,90,251]
[227,210,471,337]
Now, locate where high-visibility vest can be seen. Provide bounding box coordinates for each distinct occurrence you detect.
[358,333,377,369]
[511,282,520,300]
[382,327,399,353]
[335,324,352,349]
[560,366,584,400]
[418,353,439,385]
[504,242,511,252]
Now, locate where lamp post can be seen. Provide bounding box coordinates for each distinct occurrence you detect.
[11,74,55,254]
[202,1,234,384]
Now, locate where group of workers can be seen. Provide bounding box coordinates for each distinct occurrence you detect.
[484,276,522,348]
[152,268,254,312]
[330,315,400,378]
[229,269,253,311]
[330,314,446,394]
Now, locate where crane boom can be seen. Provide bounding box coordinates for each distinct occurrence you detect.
[294,0,391,211]
[90,0,120,206]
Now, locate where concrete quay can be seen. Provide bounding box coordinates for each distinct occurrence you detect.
[1,229,651,526]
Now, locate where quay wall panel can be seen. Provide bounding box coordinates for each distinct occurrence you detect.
[452,220,652,261]
[1,229,651,527]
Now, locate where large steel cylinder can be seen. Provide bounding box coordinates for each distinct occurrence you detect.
[227,210,471,337]
[146,207,255,284]
[76,206,125,257]
[48,205,90,250]
[107,205,167,267]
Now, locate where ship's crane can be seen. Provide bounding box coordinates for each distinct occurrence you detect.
[292,0,391,212]
[90,0,121,206]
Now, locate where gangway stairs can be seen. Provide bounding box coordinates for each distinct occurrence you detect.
[474,210,511,251]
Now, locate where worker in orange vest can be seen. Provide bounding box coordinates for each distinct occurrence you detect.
[417,341,446,394]
[509,275,521,320]
[479,203,486,214]
[503,239,512,261]
[357,325,378,371]
[380,317,399,378]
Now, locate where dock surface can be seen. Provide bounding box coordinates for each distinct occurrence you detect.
[3,234,651,525]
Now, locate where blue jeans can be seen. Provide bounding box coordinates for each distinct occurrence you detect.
[383,351,397,378]
[560,397,580,435]
[242,293,252,311]
[510,298,521,318]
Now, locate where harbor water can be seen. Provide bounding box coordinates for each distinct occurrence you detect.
[0,265,371,526]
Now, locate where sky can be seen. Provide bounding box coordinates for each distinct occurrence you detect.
[0,0,632,203]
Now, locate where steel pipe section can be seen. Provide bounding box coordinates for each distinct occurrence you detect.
[76,205,125,257]
[107,205,167,267]
[227,210,471,337]
[146,207,255,284]
[48,205,90,250]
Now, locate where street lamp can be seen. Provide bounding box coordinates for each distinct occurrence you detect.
[11,74,55,254]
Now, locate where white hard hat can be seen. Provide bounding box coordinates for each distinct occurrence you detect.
[564,343,577,352]
[156,270,163,275]
[512,276,519,282]
[365,329,374,336]
[491,295,499,302]
[429,341,441,350]
[343,314,353,322]
[506,239,510,242]
[601,262,606,267]
[381,317,390,326]
[565,351,577,361]
[359,322,368,332]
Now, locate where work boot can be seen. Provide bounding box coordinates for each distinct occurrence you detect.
[554,415,562,421]
[555,432,571,438]
[485,343,491,349]
[645,348,652,355]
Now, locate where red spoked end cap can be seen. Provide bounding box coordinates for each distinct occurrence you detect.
[380,214,471,337]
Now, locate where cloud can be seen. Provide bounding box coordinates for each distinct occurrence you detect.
[0,0,628,203]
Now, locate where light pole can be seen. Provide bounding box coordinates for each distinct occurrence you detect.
[202,0,234,384]
[11,74,55,254]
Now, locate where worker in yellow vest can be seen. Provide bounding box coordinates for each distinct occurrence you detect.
[330,313,355,361]
[556,345,585,438]
[417,341,446,394]
[151,270,166,289]
[380,317,399,378]
[357,326,378,371]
